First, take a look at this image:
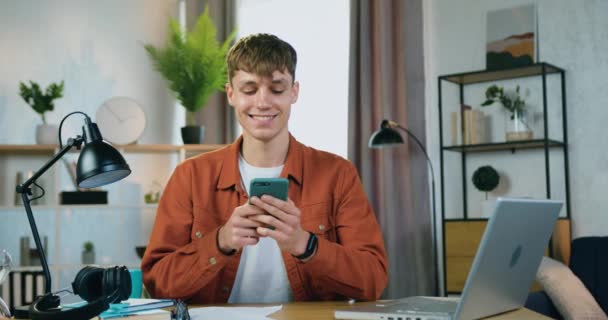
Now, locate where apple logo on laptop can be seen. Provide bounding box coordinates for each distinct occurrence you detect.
[510,245,523,268]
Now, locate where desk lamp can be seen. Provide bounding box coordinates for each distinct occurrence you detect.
[15,111,131,314]
[369,119,440,296]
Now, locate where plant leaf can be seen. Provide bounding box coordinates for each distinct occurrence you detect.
[144,5,235,113]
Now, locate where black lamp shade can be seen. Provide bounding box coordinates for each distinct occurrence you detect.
[77,140,131,188]
[368,125,405,148]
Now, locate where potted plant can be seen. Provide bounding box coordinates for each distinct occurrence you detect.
[19,80,64,145]
[82,241,95,265]
[144,6,235,144]
[480,84,532,141]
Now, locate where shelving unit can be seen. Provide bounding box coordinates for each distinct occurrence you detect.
[437,62,571,294]
[0,143,225,296]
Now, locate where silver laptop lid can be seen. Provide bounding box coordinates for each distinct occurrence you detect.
[455,197,562,320]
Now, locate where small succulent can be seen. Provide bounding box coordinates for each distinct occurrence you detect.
[83,241,94,252]
[19,80,64,124]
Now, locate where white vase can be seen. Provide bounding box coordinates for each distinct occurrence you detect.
[35,124,58,145]
[505,110,533,141]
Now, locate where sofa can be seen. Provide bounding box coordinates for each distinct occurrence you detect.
[525,236,608,319]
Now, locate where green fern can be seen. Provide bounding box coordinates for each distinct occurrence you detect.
[18,80,64,124]
[144,6,235,125]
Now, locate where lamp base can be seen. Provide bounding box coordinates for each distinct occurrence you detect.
[13,293,60,319]
[13,305,30,319]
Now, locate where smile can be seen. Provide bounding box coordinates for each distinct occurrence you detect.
[249,114,278,120]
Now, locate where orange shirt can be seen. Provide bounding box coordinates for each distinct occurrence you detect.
[141,135,388,303]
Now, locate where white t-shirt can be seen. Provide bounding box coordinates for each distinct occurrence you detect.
[227,155,294,303]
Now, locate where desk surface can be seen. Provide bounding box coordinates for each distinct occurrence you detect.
[266,301,549,320]
[11,301,551,320]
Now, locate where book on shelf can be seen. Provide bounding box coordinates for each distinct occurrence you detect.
[451,106,487,145]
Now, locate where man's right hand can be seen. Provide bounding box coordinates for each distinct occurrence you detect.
[218,202,265,253]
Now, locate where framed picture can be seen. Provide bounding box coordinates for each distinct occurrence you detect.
[486,4,537,70]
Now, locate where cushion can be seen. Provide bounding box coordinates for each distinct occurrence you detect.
[536,256,608,320]
[569,236,608,312]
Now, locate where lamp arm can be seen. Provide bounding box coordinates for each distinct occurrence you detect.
[15,136,83,294]
[58,111,90,148]
[393,123,440,295]
[17,137,83,193]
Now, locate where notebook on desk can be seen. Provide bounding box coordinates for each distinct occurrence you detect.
[335,197,563,320]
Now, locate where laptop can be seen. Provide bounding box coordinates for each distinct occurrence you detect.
[335,197,563,320]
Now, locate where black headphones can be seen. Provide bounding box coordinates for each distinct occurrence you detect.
[29,265,132,320]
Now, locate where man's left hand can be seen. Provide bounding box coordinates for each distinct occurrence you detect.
[249,195,310,256]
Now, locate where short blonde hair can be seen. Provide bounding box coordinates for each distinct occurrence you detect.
[226,33,297,83]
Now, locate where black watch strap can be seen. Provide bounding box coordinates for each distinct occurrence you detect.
[294,232,317,260]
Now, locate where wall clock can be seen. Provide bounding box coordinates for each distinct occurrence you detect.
[96,97,146,145]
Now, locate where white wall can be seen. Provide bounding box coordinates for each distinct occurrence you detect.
[0,0,178,144]
[424,0,608,237]
[234,0,350,158]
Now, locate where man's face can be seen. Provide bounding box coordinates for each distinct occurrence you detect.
[226,70,299,143]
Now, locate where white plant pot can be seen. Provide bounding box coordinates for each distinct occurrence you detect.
[82,250,95,265]
[35,124,58,145]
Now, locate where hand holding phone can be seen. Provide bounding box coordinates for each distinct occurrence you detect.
[249,178,289,229]
[249,178,289,202]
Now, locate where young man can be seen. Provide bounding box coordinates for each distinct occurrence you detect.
[141,34,387,304]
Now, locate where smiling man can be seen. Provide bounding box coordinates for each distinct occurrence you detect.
[141,33,388,304]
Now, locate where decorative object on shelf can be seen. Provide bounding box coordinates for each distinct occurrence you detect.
[472,165,499,217]
[472,165,500,200]
[135,246,146,259]
[144,6,236,144]
[450,105,487,145]
[486,4,537,70]
[18,80,64,145]
[60,190,108,205]
[14,111,130,318]
[96,97,147,145]
[82,241,95,264]
[481,84,532,141]
[144,180,162,204]
[369,119,440,296]
[0,249,12,318]
[19,236,48,266]
[19,236,30,266]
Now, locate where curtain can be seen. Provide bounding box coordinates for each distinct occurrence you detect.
[192,0,237,144]
[348,0,437,298]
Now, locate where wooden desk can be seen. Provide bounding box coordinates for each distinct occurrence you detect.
[12,301,551,319]
[266,301,550,320]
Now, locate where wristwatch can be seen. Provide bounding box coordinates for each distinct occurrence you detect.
[294,232,318,260]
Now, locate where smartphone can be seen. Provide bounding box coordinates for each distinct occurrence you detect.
[249,177,289,201]
[249,178,289,230]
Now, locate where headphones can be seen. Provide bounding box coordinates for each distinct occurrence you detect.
[29,265,132,320]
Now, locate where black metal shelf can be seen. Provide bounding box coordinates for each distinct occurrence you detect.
[439,62,563,85]
[437,62,571,296]
[442,139,565,153]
